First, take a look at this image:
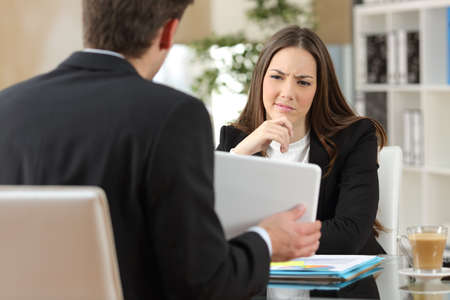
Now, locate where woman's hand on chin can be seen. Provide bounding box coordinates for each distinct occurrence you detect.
[232,117,293,155]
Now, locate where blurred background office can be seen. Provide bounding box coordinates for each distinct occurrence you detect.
[1,0,449,245]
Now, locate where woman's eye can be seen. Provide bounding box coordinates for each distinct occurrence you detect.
[298,80,311,86]
[270,75,282,80]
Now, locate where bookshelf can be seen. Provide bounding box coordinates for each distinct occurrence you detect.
[353,0,450,233]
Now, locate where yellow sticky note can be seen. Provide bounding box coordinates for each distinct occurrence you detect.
[271,260,305,268]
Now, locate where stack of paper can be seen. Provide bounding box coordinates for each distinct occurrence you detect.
[270,255,384,284]
[269,269,380,291]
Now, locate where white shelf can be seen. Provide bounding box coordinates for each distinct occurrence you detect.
[357,84,422,92]
[392,85,422,92]
[354,1,450,233]
[426,167,450,176]
[403,166,450,176]
[403,166,424,173]
[357,84,450,92]
[424,85,450,92]
[355,0,450,15]
[356,84,391,91]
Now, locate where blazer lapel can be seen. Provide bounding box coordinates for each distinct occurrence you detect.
[309,130,329,219]
[309,130,329,176]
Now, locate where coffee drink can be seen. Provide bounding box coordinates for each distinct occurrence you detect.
[409,232,446,271]
[413,293,443,300]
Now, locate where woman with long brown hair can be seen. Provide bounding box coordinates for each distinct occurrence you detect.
[217,25,387,255]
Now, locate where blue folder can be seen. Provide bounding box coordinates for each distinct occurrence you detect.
[270,256,384,282]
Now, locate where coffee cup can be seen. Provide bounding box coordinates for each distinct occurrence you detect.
[413,293,444,300]
[399,225,448,273]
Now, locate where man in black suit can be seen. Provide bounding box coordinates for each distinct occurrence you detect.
[0,0,321,299]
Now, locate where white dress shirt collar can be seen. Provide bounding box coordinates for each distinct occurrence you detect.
[83,48,125,59]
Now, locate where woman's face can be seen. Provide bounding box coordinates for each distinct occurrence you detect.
[262,46,317,131]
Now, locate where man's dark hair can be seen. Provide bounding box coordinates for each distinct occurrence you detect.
[82,0,194,58]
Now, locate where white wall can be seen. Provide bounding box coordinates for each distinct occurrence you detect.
[0,0,82,89]
[211,0,312,40]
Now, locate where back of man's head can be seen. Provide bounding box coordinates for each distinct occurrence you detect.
[82,0,194,58]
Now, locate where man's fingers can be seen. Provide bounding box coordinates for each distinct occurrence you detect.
[287,204,305,220]
[295,231,321,248]
[294,220,321,236]
[295,241,320,258]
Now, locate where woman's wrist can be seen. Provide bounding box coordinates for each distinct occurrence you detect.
[233,142,255,155]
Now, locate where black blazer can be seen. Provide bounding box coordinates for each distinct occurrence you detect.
[217,119,385,255]
[0,52,270,300]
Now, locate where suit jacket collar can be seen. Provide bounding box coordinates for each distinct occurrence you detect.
[309,129,329,176]
[58,51,139,75]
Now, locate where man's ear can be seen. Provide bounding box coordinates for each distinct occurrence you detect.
[159,19,179,50]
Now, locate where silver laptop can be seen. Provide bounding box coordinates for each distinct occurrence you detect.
[0,186,123,300]
[214,151,321,239]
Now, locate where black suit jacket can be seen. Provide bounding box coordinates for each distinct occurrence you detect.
[0,52,270,300]
[217,119,385,255]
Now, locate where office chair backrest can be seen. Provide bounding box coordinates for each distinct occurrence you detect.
[376,146,403,255]
[0,186,123,300]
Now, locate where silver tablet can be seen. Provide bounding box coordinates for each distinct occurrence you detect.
[214,151,321,239]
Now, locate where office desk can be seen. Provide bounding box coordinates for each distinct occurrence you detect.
[253,256,450,299]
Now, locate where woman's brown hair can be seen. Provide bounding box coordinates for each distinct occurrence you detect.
[232,25,387,236]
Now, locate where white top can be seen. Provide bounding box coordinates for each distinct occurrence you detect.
[267,131,311,163]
